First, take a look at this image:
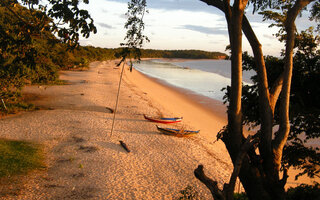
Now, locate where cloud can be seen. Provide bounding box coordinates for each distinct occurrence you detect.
[263,34,275,40]
[179,25,227,35]
[79,40,93,46]
[119,13,126,19]
[105,0,221,14]
[97,22,114,29]
[101,8,109,13]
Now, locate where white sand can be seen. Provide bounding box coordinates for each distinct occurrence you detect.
[0,61,316,200]
[0,61,233,200]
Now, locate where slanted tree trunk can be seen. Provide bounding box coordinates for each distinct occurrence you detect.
[197,0,314,199]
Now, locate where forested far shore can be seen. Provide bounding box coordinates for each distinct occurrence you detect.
[72,47,228,60]
[140,49,227,59]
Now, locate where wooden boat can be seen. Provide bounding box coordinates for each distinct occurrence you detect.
[156,125,199,137]
[143,114,182,124]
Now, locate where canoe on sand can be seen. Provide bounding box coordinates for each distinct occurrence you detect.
[143,114,182,124]
[156,125,199,137]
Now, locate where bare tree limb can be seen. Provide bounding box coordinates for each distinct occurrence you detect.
[194,165,225,200]
[270,73,284,112]
[224,135,259,198]
[195,136,259,200]
[280,167,288,187]
[199,0,224,12]
[273,0,314,168]
[241,15,276,170]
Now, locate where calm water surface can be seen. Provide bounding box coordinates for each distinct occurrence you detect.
[133,59,255,102]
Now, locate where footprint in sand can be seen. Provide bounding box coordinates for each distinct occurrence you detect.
[78,145,99,153]
[72,136,85,143]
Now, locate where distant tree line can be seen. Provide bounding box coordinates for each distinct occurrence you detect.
[140,49,227,59]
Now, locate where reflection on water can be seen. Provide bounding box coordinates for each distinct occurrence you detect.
[134,59,254,102]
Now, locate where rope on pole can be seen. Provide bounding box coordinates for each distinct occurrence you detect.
[110,61,126,137]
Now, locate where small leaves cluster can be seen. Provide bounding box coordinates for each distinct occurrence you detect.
[47,0,97,47]
[176,185,202,200]
[256,1,320,43]
[118,0,149,67]
[0,0,97,112]
[123,0,149,49]
[310,1,320,31]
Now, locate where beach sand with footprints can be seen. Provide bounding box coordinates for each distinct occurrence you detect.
[0,60,314,199]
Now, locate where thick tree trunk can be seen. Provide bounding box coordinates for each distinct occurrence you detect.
[241,14,286,200]
[224,1,269,199]
[199,1,278,199]
[225,1,245,163]
[197,0,313,199]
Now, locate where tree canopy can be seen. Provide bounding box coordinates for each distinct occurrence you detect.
[0,1,99,113]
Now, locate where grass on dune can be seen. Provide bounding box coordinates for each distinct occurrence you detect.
[0,139,45,178]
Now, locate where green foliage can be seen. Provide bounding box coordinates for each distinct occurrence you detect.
[140,49,227,59]
[286,184,320,200]
[234,193,249,200]
[176,185,201,200]
[257,1,320,43]
[0,2,100,114]
[47,0,97,47]
[0,0,227,116]
[0,101,35,116]
[227,185,320,200]
[0,139,45,177]
[122,0,149,50]
[118,0,149,69]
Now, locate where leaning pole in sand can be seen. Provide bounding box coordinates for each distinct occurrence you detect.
[110,61,126,138]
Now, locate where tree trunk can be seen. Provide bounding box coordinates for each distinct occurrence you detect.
[224,0,245,162]
[222,1,277,199]
[197,0,313,199]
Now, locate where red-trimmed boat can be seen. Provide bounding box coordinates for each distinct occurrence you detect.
[156,125,199,137]
[143,114,182,124]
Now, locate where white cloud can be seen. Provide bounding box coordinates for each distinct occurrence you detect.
[79,0,307,56]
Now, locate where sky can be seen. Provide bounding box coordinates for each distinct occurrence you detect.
[79,0,316,57]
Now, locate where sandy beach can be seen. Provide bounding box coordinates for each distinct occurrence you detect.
[0,61,233,199]
[0,60,315,199]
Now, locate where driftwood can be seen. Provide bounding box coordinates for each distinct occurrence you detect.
[194,135,259,200]
[119,140,130,153]
[106,107,114,113]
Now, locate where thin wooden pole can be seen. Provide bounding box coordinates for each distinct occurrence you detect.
[1,99,7,111]
[110,62,126,137]
[237,178,241,193]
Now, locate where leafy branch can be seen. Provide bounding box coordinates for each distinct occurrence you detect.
[118,0,149,68]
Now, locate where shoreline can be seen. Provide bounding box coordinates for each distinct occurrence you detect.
[123,65,228,143]
[123,63,317,188]
[0,61,317,199]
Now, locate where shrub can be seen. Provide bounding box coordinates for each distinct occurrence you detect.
[286,184,320,200]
